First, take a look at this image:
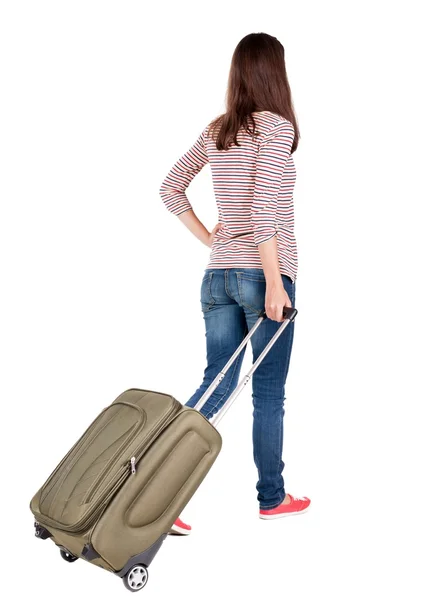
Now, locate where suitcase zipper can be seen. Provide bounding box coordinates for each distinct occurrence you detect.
[82,416,146,505]
[69,402,180,533]
[35,400,180,534]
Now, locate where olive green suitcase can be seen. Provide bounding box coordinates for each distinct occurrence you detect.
[30,308,297,592]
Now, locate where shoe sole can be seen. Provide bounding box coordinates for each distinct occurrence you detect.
[259,505,311,520]
[168,525,192,535]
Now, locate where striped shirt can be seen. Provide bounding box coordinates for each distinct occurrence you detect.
[159,110,298,282]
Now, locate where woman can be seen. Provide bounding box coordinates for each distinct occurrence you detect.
[159,32,310,535]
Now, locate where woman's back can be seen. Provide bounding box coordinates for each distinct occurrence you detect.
[160,110,298,282]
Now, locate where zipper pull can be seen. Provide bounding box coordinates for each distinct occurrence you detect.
[130,456,136,475]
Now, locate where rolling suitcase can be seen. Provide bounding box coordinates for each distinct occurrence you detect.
[30,307,297,592]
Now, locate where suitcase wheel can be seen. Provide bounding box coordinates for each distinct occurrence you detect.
[59,548,78,563]
[123,564,149,592]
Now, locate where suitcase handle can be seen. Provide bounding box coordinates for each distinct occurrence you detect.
[193,305,298,427]
[262,306,297,322]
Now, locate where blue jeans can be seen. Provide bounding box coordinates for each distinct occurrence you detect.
[186,268,296,509]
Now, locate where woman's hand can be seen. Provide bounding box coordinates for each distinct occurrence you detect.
[205,223,224,248]
[177,211,224,248]
[265,281,292,322]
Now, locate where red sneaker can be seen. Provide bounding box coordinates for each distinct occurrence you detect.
[259,494,311,520]
[168,517,192,535]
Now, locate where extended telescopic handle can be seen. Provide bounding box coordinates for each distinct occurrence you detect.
[193,305,298,427]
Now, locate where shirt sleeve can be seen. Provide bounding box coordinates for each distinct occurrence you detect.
[251,120,295,246]
[159,128,209,216]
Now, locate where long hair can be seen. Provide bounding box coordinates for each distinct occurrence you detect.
[208,33,300,153]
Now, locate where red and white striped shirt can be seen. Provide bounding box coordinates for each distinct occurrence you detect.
[159,110,298,282]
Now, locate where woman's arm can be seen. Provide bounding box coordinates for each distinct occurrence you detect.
[177,209,223,248]
[159,127,223,249]
[258,236,292,322]
[159,129,208,216]
[251,120,295,322]
[177,209,209,246]
[258,232,281,282]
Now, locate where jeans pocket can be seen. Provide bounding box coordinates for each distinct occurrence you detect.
[201,271,215,312]
[236,272,266,315]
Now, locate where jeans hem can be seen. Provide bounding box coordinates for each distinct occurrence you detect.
[259,494,285,511]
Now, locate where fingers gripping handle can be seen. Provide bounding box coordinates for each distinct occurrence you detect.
[260,306,298,322]
[193,307,298,425]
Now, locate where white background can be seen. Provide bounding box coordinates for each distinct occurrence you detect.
[1,1,441,598]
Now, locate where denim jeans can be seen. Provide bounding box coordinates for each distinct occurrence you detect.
[186,268,296,509]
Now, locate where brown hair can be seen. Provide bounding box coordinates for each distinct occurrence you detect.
[208,32,300,153]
